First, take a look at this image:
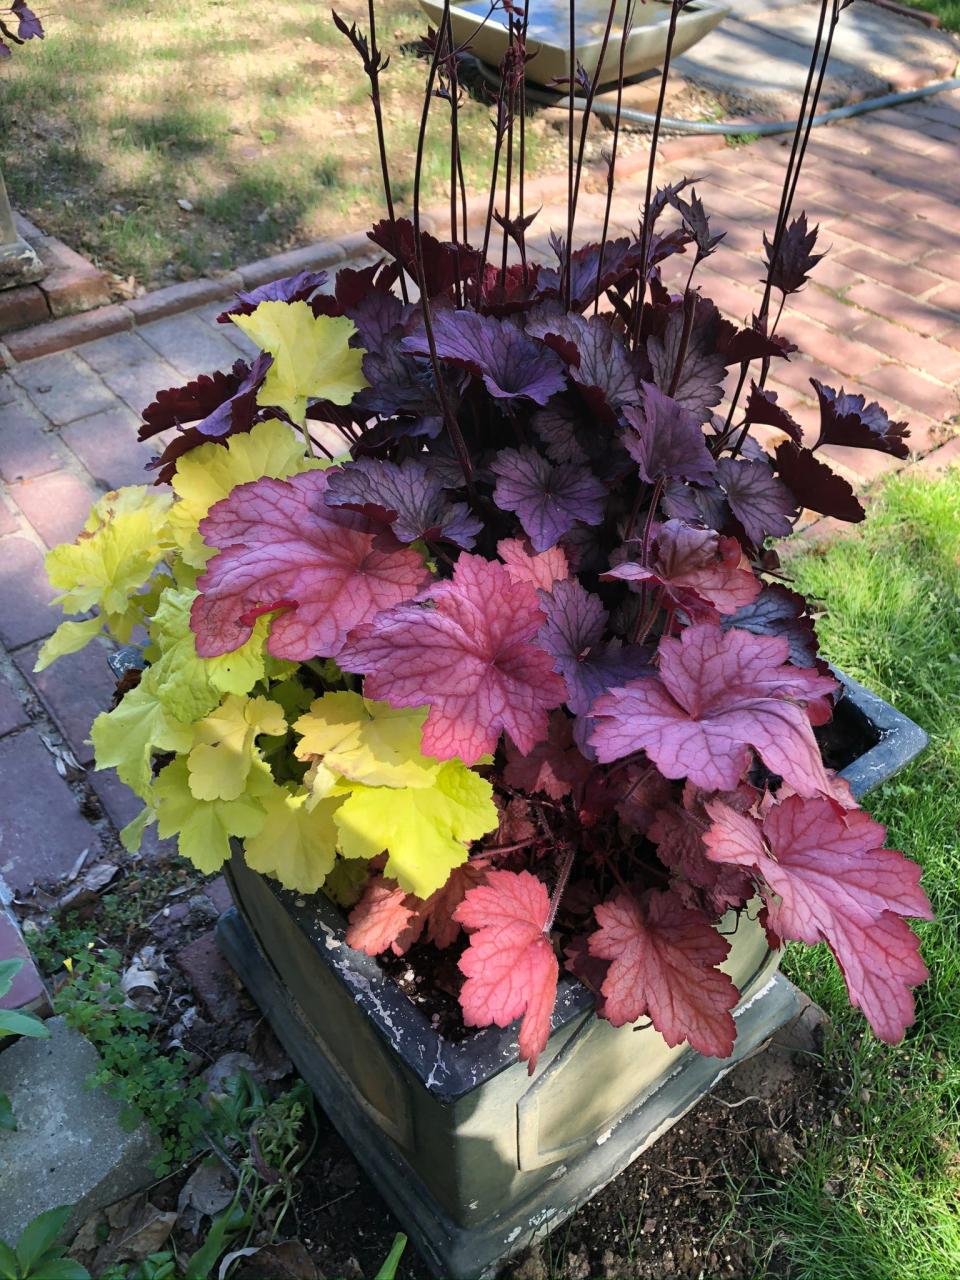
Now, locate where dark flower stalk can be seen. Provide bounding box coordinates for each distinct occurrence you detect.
[595,0,637,313]
[567,0,621,272]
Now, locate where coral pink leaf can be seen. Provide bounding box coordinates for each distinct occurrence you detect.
[346,876,421,956]
[588,889,738,1056]
[503,710,595,801]
[590,624,837,796]
[704,796,932,1043]
[498,538,570,591]
[338,554,567,765]
[455,869,559,1074]
[192,470,431,661]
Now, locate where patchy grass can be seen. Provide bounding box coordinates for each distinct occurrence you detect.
[901,0,960,32]
[742,468,960,1280]
[0,1,554,289]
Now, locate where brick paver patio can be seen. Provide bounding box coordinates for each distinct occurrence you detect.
[1,98,960,912]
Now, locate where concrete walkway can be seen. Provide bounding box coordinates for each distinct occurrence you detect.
[1,96,960,905]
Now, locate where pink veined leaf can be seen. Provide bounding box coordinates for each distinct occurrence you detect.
[455,869,559,1074]
[605,520,760,621]
[420,859,490,950]
[703,795,932,1043]
[192,470,431,661]
[623,383,717,485]
[590,624,837,796]
[498,538,570,591]
[491,446,607,552]
[588,888,738,1056]
[338,554,567,765]
[346,876,421,956]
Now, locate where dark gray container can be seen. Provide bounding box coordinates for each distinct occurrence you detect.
[217,670,927,1279]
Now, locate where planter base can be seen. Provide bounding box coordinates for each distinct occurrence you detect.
[217,906,805,1279]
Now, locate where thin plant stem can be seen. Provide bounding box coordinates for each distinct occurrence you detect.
[595,0,637,314]
[563,0,577,309]
[545,844,576,934]
[568,0,620,277]
[366,0,408,304]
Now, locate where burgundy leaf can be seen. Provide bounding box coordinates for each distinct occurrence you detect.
[743,382,803,445]
[402,311,566,406]
[716,457,798,544]
[650,782,755,916]
[140,360,255,438]
[623,384,716,485]
[491,446,606,551]
[477,262,543,317]
[217,271,328,322]
[338,554,567,764]
[590,623,837,796]
[527,310,646,416]
[812,379,909,458]
[324,456,482,549]
[722,583,819,668]
[589,889,738,1055]
[504,710,594,800]
[670,186,725,262]
[368,217,479,297]
[537,578,652,716]
[538,238,645,311]
[717,322,795,366]
[455,870,559,1073]
[605,520,760,620]
[191,469,431,661]
[346,876,421,956]
[775,441,865,523]
[763,212,824,295]
[704,795,932,1043]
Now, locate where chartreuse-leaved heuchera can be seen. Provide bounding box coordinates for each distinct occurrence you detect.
[39,0,932,1077]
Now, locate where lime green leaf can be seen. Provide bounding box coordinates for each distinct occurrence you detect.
[120,806,154,854]
[154,757,270,875]
[142,585,267,723]
[295,693,439,793]
[169,419,311,567]
[243,784,340,893]
[44,486,173,635]
[34,617,104,672]
[374,1234,408,1280]
[333,762,497,898]
[91,684,193,799]
[187,694,286,802]
[0,958,21,999]
[232,301,368,425]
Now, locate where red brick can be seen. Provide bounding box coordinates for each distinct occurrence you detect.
[0,672,28,737]
[845,279,955,339]
[0,909,49,1015]
[9,469,100,548]
[238,240,347,291]
[33,235,111,319]
[908,435,960,477]
[61,405,157,489]
[850,315,960,383]
[0,493,21,537]
[3,304,133,362]
[792,286,860,333]
[126,275,242,325]
[14,637,116,765]
[0,730,99,894]
[0,285,48,336]
[12,349,117,426]
[778,315,881,381]
[836,249,942,298]
[926,281,960,324]
[922,252,960,285]
[862,363,958,423]
[0,405,67,483]
[176,930,242,1021]
[204,876,233,916]
[0,536,61,646]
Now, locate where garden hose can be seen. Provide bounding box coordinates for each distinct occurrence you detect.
[467,53,960,136]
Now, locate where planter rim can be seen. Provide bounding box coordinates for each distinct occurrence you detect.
[233,667,927,1102]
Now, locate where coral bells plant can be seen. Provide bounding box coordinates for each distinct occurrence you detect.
[40,0,931,1074]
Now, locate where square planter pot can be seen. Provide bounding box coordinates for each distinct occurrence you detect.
[216,669,927,1279]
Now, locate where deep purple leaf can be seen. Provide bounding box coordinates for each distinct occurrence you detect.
[623,383,717,485]
[402,311,566,406]
[368,217,479,297]
[538,238,645,311]
[491,447,606,552]
[763,213,824,295]
[670,187,724,262]
[722,583,819,667]
[526,310,646,415]
[744,382,803,444]
[812,379,909,458]
[217,271,328,322]
[647,303,726,420]
[775,441,866,523]
[12,0,43,39]
[324,456,482,549]
[716,457,797,544]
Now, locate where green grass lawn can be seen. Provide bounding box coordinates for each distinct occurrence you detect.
[0,1,554,289]
[741,468,960,1279]
[902,0,960,32]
